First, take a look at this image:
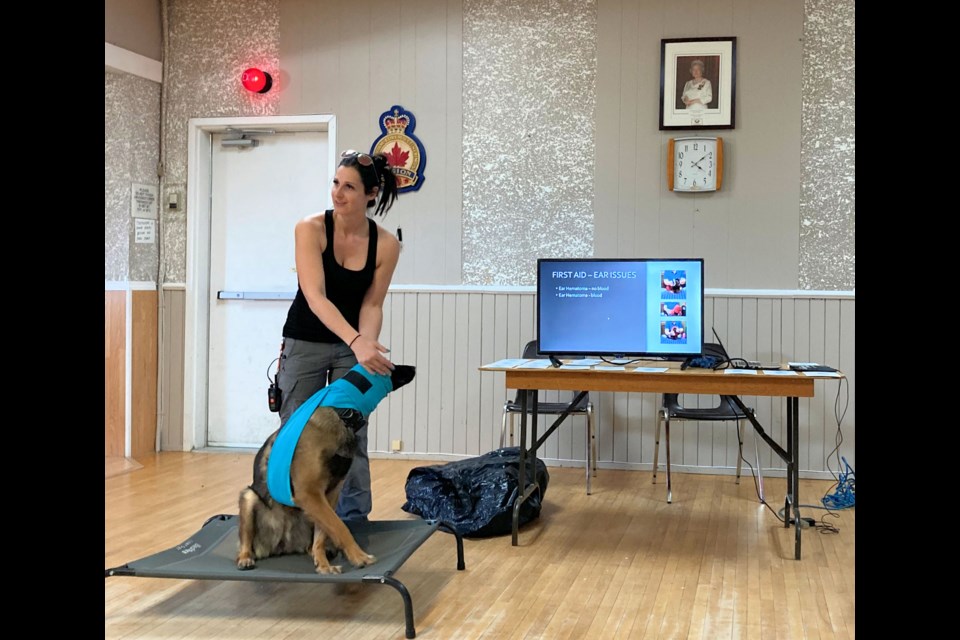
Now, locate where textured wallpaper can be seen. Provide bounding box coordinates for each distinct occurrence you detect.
[143,0,853,289]
[800,0,855,290]
[462,0,596,286]
[160,0,280,283]
[105,71,161,282]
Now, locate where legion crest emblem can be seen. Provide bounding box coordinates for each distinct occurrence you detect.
[371,105,425,193]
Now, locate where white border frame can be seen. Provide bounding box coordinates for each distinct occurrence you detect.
[183,115,337,451]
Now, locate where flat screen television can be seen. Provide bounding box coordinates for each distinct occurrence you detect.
[537,258,704,358]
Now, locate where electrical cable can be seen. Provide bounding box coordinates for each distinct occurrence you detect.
[599,355,645,365]
[736,377,850,536]
[155,0,171,452]
[266,358,280,383]
[712,356,750,370]
[810,378,853,535]
[735,422,785,524]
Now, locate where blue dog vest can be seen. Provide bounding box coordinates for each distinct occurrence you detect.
[267,365,394,507]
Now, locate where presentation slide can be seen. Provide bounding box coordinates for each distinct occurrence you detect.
[538,259,703,356]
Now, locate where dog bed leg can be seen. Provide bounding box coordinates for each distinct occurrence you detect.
[364,576,416,638]
[437,522,466,571]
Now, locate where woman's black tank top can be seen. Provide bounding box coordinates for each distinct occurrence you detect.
[282,211,378,343]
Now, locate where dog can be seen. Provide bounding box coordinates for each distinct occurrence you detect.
[236,363,415,574]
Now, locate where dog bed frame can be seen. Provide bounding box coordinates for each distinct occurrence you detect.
[105,514,465,638]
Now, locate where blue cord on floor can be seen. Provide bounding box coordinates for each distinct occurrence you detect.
[822,456,855,509]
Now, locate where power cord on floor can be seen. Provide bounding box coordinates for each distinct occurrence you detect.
[822,457,855,510]
[735,425,784,524]
[737,439,840,534]
[736,377,851,536]
[816,377,853,534]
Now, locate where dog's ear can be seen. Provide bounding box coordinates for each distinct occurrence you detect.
[390,365,416,391]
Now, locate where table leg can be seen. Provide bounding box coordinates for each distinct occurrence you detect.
[513,390,528,546]
[512,391,542,546]
[784,397,793,530]
[531,392,539,490]
[790,396,802,560]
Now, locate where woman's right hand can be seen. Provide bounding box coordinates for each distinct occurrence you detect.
[351,335,394,376]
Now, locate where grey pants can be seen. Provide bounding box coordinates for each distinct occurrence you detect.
[278,336,371,521]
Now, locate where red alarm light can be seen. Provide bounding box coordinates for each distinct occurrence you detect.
[241,68,273,93]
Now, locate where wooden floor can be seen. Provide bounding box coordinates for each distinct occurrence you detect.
[106,456,144,479]
[105,452,854,639]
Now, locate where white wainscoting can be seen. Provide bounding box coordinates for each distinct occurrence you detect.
[366,288,855,479]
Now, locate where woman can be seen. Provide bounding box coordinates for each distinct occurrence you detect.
[681,60,713,110]
[277,149,401,522]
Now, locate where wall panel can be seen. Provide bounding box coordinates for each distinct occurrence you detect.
[105,291,127,457]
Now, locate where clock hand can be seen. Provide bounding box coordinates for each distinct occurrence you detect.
[690,154,709,170]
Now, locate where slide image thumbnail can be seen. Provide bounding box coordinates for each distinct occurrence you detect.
[661,320,687,343]
[661,270,687,298]
[660,302,687,317]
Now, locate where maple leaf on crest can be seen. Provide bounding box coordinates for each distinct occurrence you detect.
[386,143,410,168]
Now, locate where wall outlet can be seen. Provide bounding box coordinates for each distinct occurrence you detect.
[165,183,185,213]
[391,439,402,452]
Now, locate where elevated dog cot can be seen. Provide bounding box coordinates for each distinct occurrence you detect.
[105,514,465,639]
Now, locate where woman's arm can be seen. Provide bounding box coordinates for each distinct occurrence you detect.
[294,213,363,346]
[701,79,713,106]
[353,230,402,375]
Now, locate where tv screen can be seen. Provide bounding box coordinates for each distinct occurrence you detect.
[537,258,704,358]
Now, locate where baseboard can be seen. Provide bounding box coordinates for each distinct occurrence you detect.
[192,448,837,481]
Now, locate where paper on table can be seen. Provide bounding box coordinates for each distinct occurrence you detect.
[559,363,592,369]
[516,359,554,369]
[572,358,603,366]
[633,367,669,373]
[482,358,529,369]
[762,369,799,376]
[802,371,842,378]
[595,365,626,371]
[724,368,758,375]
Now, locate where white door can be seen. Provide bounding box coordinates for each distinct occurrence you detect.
[207,131,330,447]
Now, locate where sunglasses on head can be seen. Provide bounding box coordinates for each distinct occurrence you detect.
[341,149,374,165]
[340,150,380,184]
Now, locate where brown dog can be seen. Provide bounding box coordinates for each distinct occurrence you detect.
[236,365,415,573]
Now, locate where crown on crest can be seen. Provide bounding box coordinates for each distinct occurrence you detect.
[383,108,410,134]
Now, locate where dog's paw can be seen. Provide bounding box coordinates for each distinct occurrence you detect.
[316,563,343,575]
[312,550,343,574]
[346,550,376,568]
[236,554,257,570]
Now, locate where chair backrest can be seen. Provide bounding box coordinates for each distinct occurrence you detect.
[514,340,590,406]
[522,340,540,359]
[664,342,739,412]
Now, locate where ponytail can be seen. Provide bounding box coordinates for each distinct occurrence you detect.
[370,153,399,217]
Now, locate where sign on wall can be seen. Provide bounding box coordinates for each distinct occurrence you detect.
[131,183,158,219]
[134,218,156,244]
[371,105,426,193]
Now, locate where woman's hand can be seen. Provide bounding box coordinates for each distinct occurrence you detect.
[351,334,394,376]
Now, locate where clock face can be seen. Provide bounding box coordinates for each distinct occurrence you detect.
[673,137,719,192]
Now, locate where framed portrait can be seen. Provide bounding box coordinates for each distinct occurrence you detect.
[659,37,736,130]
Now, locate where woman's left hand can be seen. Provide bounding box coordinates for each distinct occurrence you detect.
[351,335,394,376]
